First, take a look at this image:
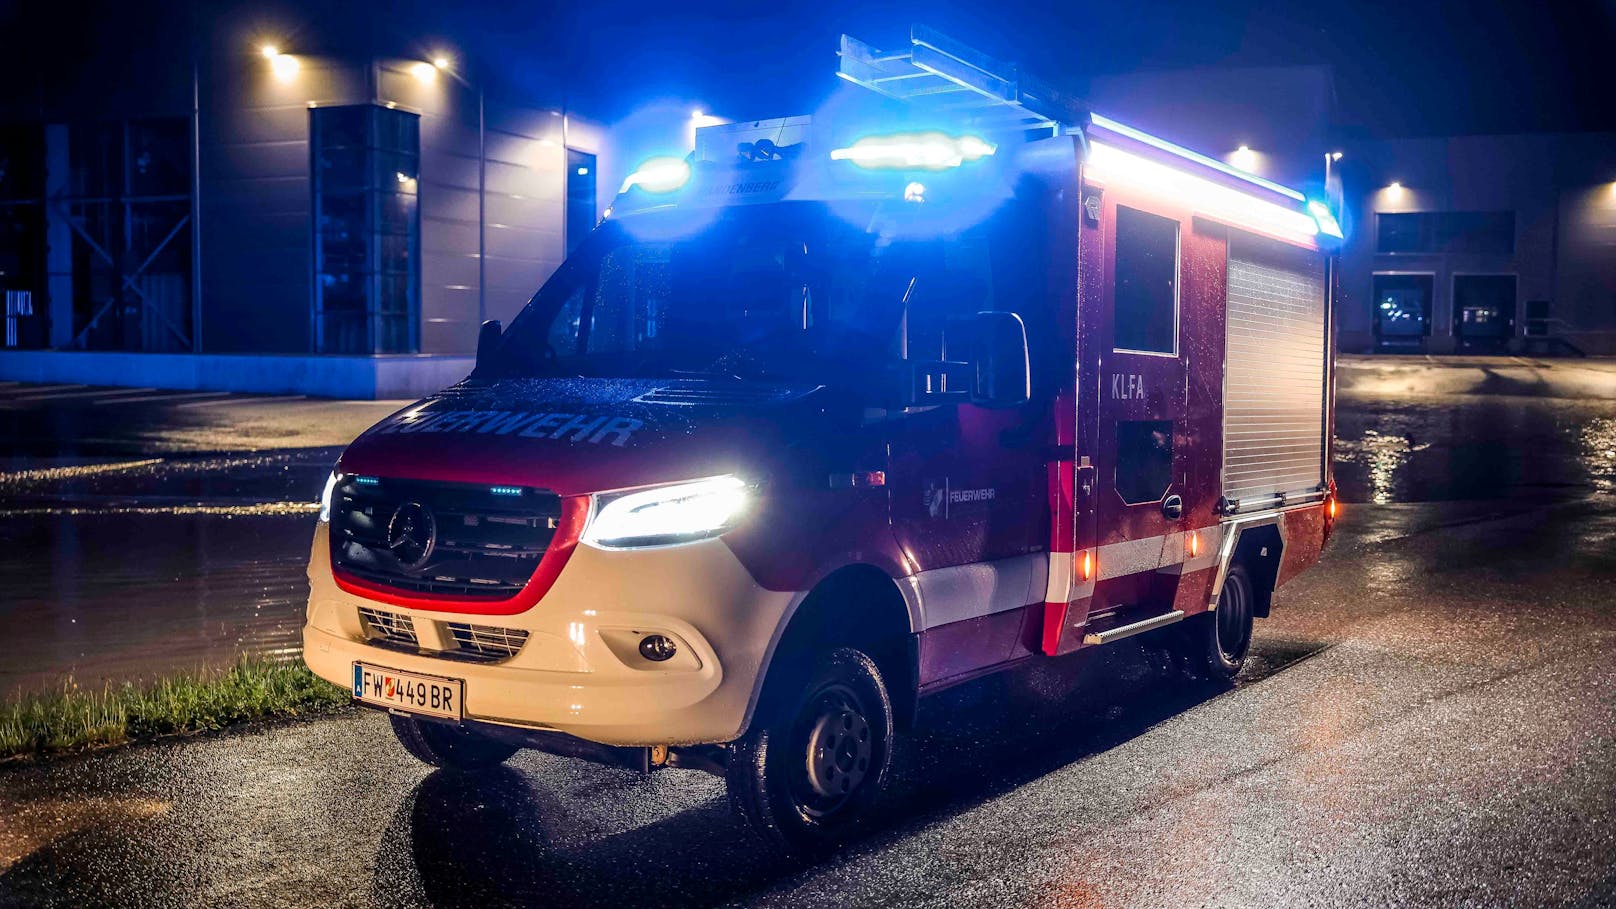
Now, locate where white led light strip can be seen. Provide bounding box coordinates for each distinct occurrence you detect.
[1085,141,1320,244]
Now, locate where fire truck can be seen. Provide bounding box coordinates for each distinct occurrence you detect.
[303,27,1341,853]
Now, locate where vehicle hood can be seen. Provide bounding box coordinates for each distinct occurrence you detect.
[338,377,833,496]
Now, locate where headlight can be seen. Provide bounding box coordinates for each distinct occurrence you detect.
[318,471,340,523]
[582,476,751,549]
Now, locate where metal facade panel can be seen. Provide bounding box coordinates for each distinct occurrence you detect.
[1222,234,1327,509]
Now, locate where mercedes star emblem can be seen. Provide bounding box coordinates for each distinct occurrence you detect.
[386,501,437,570]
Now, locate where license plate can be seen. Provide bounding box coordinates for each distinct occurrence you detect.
[352,663,463,720]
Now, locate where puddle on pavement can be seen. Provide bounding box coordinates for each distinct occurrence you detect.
[1333,395,1616,503]
[0,510,314,698]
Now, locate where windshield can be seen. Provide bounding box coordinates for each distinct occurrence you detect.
[486,203,973,384]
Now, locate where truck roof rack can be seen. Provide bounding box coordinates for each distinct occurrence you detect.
[841,26,1318,211]
[837,26,1089,133]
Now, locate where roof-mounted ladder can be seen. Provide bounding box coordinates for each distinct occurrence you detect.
[838,26,1089,133]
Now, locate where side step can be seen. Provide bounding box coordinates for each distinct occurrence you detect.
[1083,610,1185,646]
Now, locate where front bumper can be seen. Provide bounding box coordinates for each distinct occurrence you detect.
[302,523,797,747]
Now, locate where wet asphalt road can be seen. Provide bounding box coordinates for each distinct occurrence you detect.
[1,374,1615,906]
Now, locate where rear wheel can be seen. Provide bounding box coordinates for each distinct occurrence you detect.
[389,714,519,771]
[726,647,894,855]
[1173,563,1256,681]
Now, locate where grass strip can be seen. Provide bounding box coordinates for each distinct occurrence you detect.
[0,658,351,763]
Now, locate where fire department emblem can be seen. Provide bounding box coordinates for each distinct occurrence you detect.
[387,501,438,570]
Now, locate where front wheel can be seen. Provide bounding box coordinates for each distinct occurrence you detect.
[726,647,895,855]
[1173,563,1257,681]
[389,714,519,771]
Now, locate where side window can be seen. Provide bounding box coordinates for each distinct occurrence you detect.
[1113,206,1179,354]
[545,282,587,355]
[906,238,993,361]
[1116,419,1173,504]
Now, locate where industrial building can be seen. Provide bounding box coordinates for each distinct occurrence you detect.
[0,3,608,397]
[1336,132,1616,355]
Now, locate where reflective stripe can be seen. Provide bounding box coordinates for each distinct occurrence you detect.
[914,508,1304,628]
[1095,535,1167,580]
[1043,550,1072,606]
[914,553,1047,630]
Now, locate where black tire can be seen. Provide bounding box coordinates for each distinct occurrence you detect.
[389,714,519,771]
[1174,563,1257,682]
[726,647,895,855]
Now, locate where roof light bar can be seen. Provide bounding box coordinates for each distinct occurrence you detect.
[619,157,692,195]
[830,132,996,170]
[1088,114,1306,203]
[1085,140,1319,244]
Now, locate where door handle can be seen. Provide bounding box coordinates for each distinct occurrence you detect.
[1161,494,1183,520]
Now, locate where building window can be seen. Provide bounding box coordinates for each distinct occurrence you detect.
[566,149,597,255]
[1113,205,1179,354]
[1371,273,1433,350]
[37,119,196,353]
[311,105,419,354]
[0,124,46,349]
[1376,211,1514,255]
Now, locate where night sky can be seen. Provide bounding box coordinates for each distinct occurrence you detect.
[3,0,1612,138]
[443,0,1616,137]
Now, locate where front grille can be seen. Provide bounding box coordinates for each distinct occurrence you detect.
[359,607,418,649]
[446,622,530,663]
[357,607,528,664]
[331,476,562,599]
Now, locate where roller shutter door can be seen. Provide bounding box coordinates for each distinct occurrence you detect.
[1221,233,1328,512]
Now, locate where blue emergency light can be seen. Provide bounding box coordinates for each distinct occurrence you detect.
[1307,200,1345,239]
[829,132,996,170]
[619,157,692,194]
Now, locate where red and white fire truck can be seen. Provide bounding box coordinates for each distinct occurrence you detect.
[303,27,1341,852]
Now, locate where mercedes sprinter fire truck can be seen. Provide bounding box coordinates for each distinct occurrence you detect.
[304,27,1342,852]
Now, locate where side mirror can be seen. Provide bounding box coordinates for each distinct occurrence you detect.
[969,311,1030,409]
[474,319,503,371]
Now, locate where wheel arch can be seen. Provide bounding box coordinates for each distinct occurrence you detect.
[741,563,919,738]
[1213,518,1284,619]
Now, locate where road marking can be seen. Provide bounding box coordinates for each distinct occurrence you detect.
[0,384,87,397]
[92,390,229,406]
[11,387,127,401]
[73,384,158,399]
[176,394,304,409]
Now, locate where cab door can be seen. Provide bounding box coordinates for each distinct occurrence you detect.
[885,232,1050,684]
